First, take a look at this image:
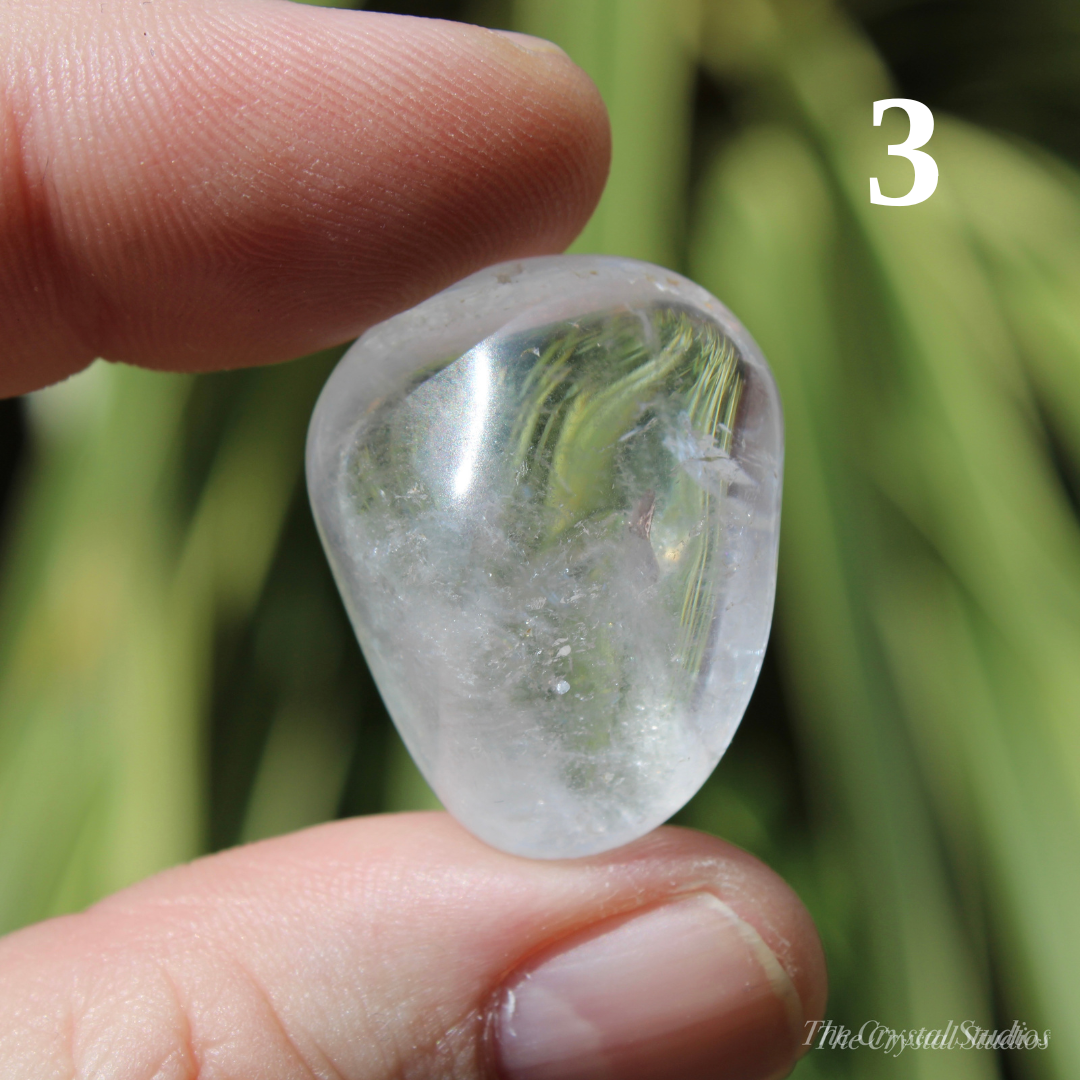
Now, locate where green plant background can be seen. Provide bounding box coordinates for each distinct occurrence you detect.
[2,1,1080,1077]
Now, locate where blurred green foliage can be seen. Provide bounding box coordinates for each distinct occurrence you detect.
[2,1,1080,1077]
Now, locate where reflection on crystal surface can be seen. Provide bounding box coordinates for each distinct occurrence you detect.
[308,256,782,858]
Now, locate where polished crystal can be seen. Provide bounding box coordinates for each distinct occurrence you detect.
[307,256,783,858]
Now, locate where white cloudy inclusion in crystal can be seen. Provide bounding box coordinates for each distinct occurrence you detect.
[307,256,783,858]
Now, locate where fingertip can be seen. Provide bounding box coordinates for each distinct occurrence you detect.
[2,1,611,394]
[584,823,829,1046]
[248,814,829,1072]
[485,825,827,1080]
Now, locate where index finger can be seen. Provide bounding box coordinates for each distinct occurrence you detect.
[1,0,610,397]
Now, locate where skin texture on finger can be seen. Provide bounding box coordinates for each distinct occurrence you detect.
[0,0,610,397]
[0,813,826,1080]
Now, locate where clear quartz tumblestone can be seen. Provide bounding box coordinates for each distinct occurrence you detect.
[307,256,783,858]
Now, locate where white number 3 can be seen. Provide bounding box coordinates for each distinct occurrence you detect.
[870,99,938,206]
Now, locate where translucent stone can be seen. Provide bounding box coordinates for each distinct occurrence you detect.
[307,256,783,858]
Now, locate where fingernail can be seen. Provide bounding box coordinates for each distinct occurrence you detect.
[492,29,569,58]
[495,892,804,1080]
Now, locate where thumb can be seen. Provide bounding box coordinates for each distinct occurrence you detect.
[0,813,826,1080]
[1,0,609,396]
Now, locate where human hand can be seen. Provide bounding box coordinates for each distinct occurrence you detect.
[0,2,826,1077]
[1,816,825,1080]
